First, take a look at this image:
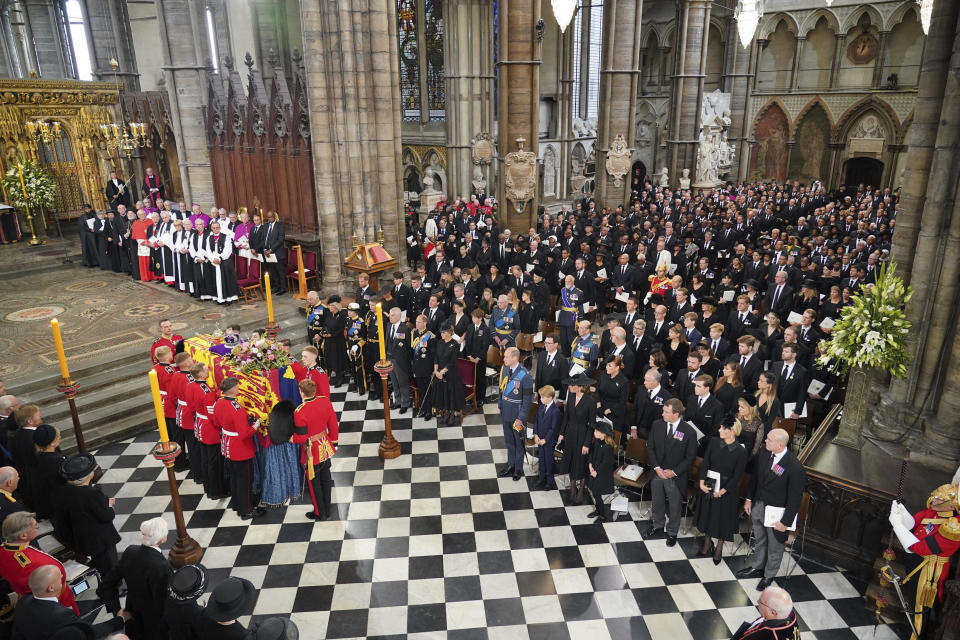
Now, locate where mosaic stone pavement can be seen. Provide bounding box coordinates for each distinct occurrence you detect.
[93,389,912,640]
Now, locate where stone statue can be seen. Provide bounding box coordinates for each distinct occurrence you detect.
[422,165,436,192]
[658,167,669,187]
[694,91,736,188]
[679,168,691,190]
[472,166,487,194]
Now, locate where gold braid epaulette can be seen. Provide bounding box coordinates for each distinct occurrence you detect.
[941,517,960,542]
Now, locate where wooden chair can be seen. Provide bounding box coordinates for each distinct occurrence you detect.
[680,456,704,534]
[238,259,263,302]
[614,437,652,513]
[487,345,504,368]
[783,492,812,576]
[457,358,478,422]
[533,320,555,349]
[772,416,797,443]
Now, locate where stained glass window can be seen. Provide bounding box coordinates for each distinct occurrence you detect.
[425,0,445,121]
[397,0,421,122]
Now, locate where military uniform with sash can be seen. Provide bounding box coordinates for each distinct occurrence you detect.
[491,305,518,348]
[497,363,534,476]
[307,302,327,353]
[411,328,437,418]
[346,311,367,394]
[293,394,339,520]
[364,307,383,400]
[570,333,599,377]
[212,397,259,518]
[557,286,583,357]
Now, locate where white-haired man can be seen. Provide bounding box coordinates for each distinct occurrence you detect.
[731,585,798,639]
[100,517,173,640]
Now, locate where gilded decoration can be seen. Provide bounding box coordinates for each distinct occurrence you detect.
[471,133,495,166]
[503,138,537,214]
[0,79,124,213]
[604,134,631,188]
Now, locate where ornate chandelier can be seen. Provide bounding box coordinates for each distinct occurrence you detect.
[918,0,933,35]
[100,122,150,157]
[735,0,763,48]
[551,0,577,33]
[25,120,62,144]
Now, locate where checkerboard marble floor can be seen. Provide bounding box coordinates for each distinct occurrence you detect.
[93,390,911,639]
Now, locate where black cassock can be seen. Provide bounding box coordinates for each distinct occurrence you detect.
[93,218,111,270]
[435,338,465,411]
[111,216,131,273]
[172,230,195,294]
[559,393,595,481]
[78,213,98,267]
[189,231,208,299]
[202,233,239,303]
[322,310,348,380]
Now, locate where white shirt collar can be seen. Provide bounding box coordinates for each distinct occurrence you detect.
[771,449,787,467]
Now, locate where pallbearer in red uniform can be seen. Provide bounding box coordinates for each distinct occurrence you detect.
[213,378,264,520]
[163,352,194,472]
[292,346,331,398]
[151,318,184,362]
[889,483,960,639]
[293,379,339,521]
[192,365,226,500]
[151,346,175,398]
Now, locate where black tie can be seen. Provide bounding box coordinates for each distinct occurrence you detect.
[740,355,747,367]
[782,364,790,377]
[712,340,718,353]
[666,422,674,438]
[773,286,781,306]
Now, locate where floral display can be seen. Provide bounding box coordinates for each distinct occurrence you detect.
[2,157,57,210]
[223,337,294,375]
[818,261,912,377]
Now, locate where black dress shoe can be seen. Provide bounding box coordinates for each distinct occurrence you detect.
[306,511,327,521]
[512,471,522,481]
[666,535,678,547]
[399,407,409,415]
[642,525,662,539]
[736,567,763,579]
[390,402,399,410]
[497,466,514,478]
[587,510,599,518]
[756,577,774,591]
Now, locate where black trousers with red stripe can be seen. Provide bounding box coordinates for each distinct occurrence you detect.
[199,442,226,499]
[308,459,333,517]
[227,458,254,516]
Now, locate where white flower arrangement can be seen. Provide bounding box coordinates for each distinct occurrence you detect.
[1,157,57,210]
[818,261,912,377]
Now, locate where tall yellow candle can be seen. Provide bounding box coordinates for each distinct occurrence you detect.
[264,272,274,322]
[50,318,70,380]
[376,302,386,361]
[148,369,170,442]
[17,164,27,199]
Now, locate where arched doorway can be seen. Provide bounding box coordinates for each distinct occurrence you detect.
[844,158,884,190]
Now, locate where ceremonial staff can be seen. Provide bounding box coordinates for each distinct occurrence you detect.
[49,319,87,453]
[375,302,401,459]
[148,369,203,567]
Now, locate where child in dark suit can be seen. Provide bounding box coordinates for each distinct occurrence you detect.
[533,385,561,490]
[588,417,616,524]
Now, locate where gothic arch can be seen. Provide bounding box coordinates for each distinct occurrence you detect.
[887,0,923,31]
[835,96,902,142]
[789,102,833,184]
[708,15,727,43]
[898,112,914,146]
[748,102,790,183]
[751,99,794,139]
[642,25,665,50]
[798,8,841,36]
[840,5,884,35]
[794,97,836,139]
[758,13,799,40]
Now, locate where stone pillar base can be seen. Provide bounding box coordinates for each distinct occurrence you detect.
[833,367,872,448]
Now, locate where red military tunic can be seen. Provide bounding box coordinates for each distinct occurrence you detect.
[292,362,331,398]
[163,368,189,420]
[293,396,340,467]
[151,362,175,403]
[906,507,960,600]
[189,380,219,445]
[212,397,257,461]
[174,373,195,430]
[0,543,79,614]
[150,334,183,362]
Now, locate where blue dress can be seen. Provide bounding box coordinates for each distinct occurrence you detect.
[259,440,303,506]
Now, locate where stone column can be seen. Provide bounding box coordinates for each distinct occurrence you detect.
[0,7,21,77]
[790,36,805,90]
[82,0,140,90]
[557,22,574,202]
[829,33,844,88]
[444,0,494,199]
[595,0,643,209]
[872,30,890,88]
[155,0,215,205]
[23,0,70,78]
[669,0,711,179]
[300,0,404,286]
[722,14,752,182]
[865,0,960,472]
[496,0,541,231]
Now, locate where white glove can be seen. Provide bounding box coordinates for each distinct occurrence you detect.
[351,345,359,354]
[890,520,919,553]
[891,500,914,529]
